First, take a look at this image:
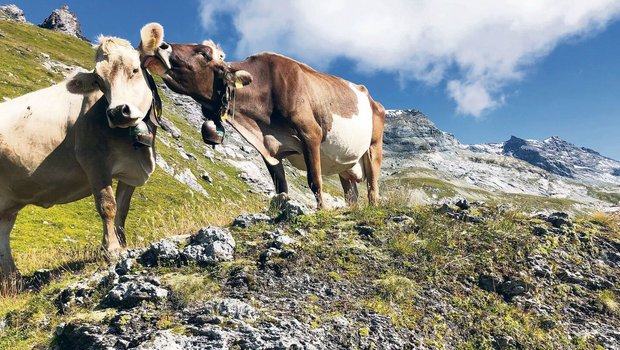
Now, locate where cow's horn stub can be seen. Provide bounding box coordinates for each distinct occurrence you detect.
[140,22,164,54]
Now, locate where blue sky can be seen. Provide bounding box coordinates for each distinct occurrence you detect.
[10,0,620,160]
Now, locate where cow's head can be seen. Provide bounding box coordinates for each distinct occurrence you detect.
[67,36,154,128]
[138,23,252,111]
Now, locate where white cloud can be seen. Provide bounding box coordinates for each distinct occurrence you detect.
[199,0,620,117]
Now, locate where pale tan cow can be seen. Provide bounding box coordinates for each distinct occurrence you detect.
[0,36,161,282]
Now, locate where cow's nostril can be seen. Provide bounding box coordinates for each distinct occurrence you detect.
[121,105,131,118]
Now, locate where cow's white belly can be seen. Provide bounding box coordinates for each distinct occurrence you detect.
[288,83,372,178]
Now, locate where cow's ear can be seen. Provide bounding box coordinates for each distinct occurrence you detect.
[67,72,99,94]
[140,22,164,55]
[233,70,253,88]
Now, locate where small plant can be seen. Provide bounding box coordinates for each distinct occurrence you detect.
[590,211,618,228]
[596,290,618,314]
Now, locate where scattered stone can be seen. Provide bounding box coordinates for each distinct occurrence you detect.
[528,255,552,278]
[52,322,116,350]
[204,298,257,321]
[556,268,584,285]
[270,234,294,249]
[0,4,26,23]
[140,239,181,267]
[55,282,94,314]
[532,226,548,236]
[478,274,503,293]
[232,213,271,228]
[115,257,134,276]
[391,215,413,223]
[200,172,213,183]
[279,199,311,220]
[501,278,530,300]
[174,168,209,197]
[356,225,376,238]
[182,227,236,265]
[455,199,470,210]
[492,334,517,350]
[547,212,572,229]
[102,276,168,309]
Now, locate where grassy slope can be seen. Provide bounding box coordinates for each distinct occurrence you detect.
[1,22,263,279]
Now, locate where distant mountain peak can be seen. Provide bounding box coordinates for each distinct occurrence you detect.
[383,109,459,153]
[39,5,88,42]
[0,4,26,23]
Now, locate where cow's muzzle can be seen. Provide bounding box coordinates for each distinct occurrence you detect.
[107,104,139,128]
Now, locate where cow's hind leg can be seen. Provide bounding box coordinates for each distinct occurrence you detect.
[339,173,359,205]
[264,158,288,194]
[365,102,385,205]
[114,182,135,248]
[0,213,19,283]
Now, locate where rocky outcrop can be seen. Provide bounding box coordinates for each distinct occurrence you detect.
[39,5,88,41]
[0,4,26,23]
[40,204,620,349]
[383,109,459,154]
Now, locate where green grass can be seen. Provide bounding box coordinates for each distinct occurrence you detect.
[587,188,620,205]
[0,20,93,99]
[1,20,265,276]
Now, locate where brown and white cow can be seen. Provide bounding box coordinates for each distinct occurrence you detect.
[0,36,161,281]
[140,23,385,209]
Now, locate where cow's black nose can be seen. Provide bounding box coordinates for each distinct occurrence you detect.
[121,104,131,118]
[106,105,132,124]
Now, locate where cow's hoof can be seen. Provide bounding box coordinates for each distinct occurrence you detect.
[101,245,126,261]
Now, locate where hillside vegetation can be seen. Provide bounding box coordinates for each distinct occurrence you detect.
[0,21,263,276]
[1,20,619,350]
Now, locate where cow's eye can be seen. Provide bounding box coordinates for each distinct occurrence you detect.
[199,51,211,61]
[132,68,140,75]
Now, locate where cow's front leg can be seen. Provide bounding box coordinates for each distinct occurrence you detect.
[264,158,288,194]
[299,128,324,209]
[114,181,135,248]
[93,183,123,254]
[0,213,19,283]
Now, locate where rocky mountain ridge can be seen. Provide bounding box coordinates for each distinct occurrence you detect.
[469,135,620,186]
[0,4,25,23]
[0,4,87,40]
[382,109,619,209]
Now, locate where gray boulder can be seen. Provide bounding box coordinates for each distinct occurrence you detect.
[182,227,236,265]
[140,239,181,267]
[102,276,168,309]
[232,213,271,228]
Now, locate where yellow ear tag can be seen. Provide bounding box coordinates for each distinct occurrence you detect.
[235,79,244,89]
[221,110,230,122]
